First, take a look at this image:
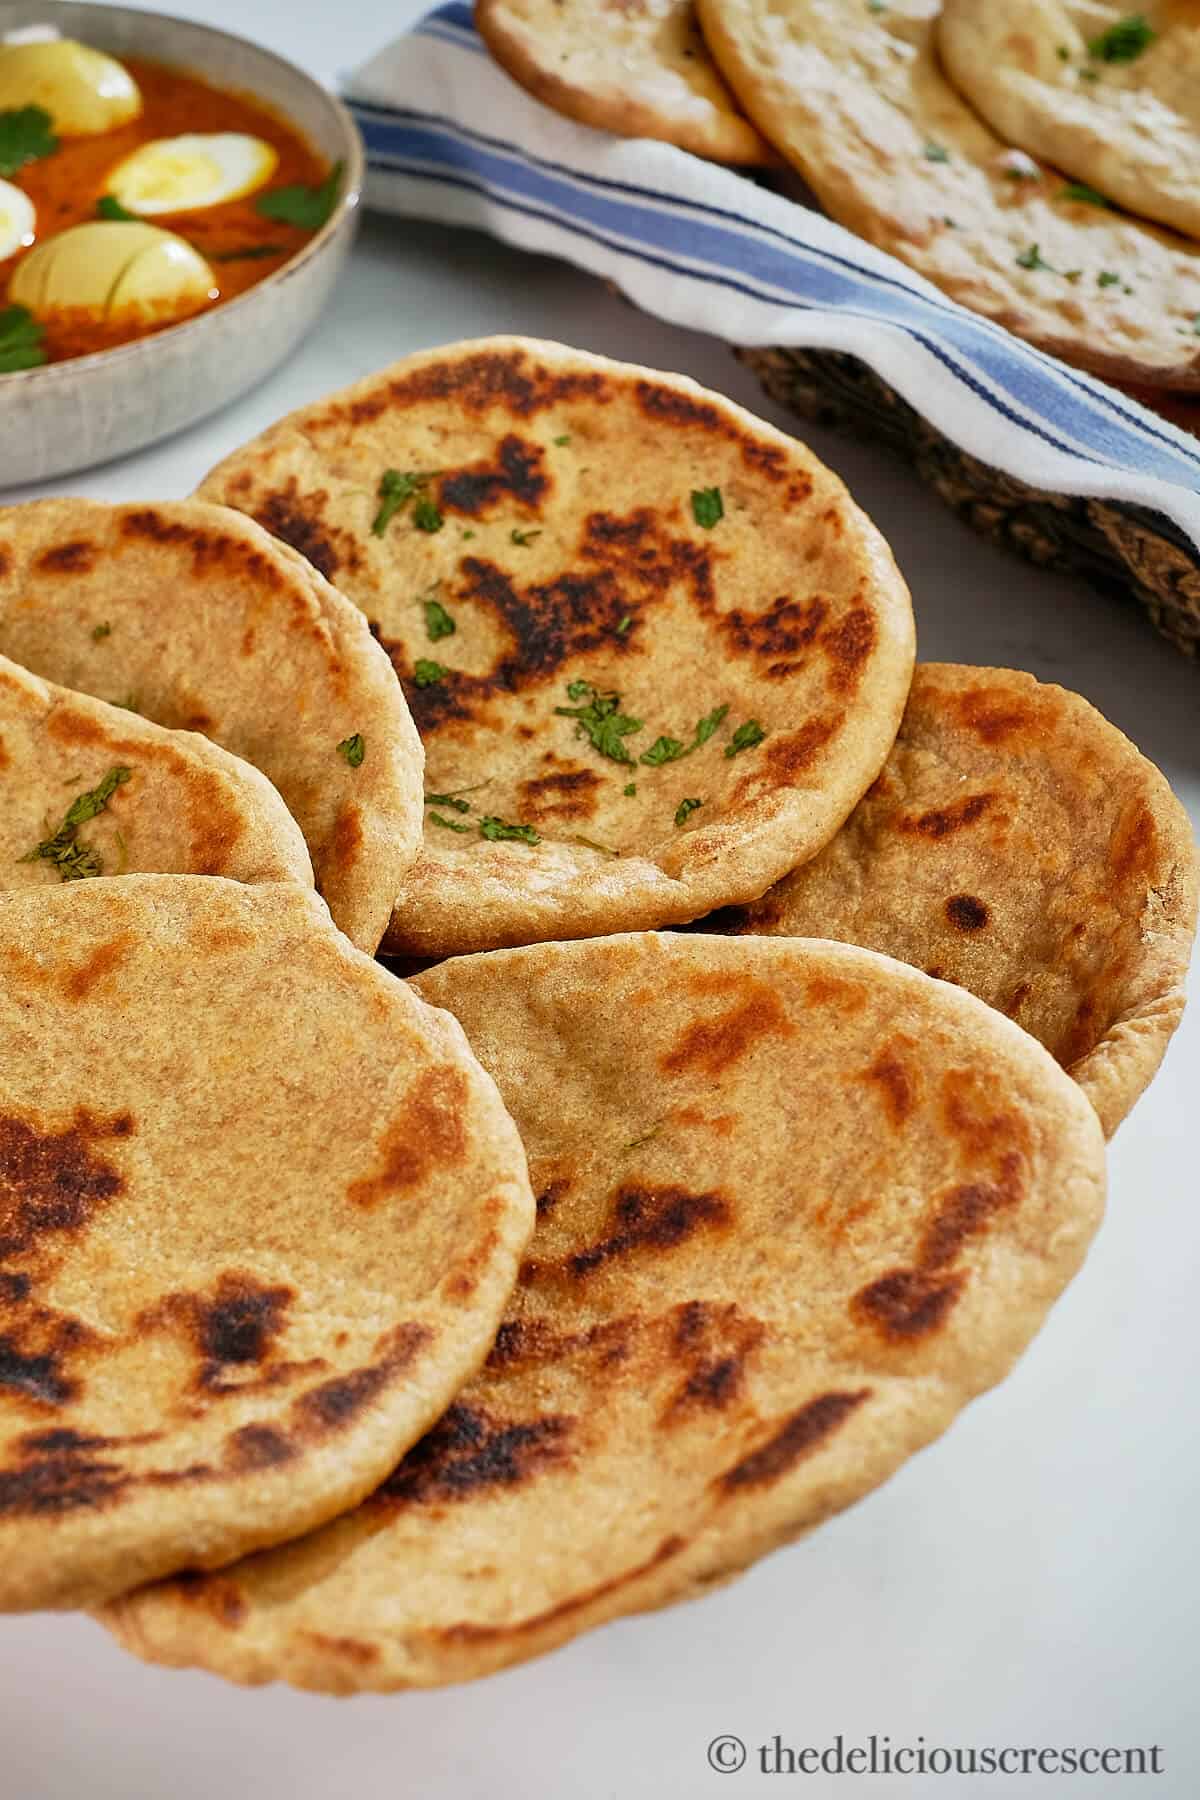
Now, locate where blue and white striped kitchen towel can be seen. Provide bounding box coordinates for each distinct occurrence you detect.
[344,2,1200,554]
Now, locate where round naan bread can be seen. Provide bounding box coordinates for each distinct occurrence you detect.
[0,653,311,894]
[0,500,425,953]
[475,0,771,164]
[939,1,1200,244]
[696,0,1200,389]
[0,878,533,1612]
[196,337,916,955]
[102,933,1106,1691]
[705,665,1199,1137]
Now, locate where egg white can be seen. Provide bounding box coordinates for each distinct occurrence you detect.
[0,177,35,262]
[106,134,279,216]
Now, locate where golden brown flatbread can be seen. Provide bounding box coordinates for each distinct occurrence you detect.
[0,652,311,893]
[0,500,424,953]
[0,877,533,1611]
[101,933,1105,1691]
[696,0,1200,389]
[195,337,916,955]
[475,0,771,164]
[939,1,1200,244]
[705,664,1199,1136]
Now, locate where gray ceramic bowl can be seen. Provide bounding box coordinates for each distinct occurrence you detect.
[0,3,363,487]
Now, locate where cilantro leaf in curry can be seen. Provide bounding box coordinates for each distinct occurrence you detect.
[0,105,57,178]
[674,797,703,827]
[256,159,344,230]
[337,733,366,767]
[429,811,472,833]
[0,305,46,373]
[555,681,643,765]
[96,194,138,221]
[413,659,449,688]
[20,766,132,882]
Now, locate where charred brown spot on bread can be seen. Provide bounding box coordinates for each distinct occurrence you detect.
[223,1424,297,1472]
[633,381,797,490]
[853,1268,966,1340]
[0,1316,93,1408]
[250,484,346,581]
[172,1570,247,1627]
[1110,800,1159,886]
[435,1534,686,1646]
[717,1389,871,1491]
[0,546,9,578]
[899,792,994,839]
[44,708,109,749]
[731,714,841,804]
[291,1321,431,1438]
[660,978,794,1077]
[117,509,302,590]
[485,1314,633,1371]
[335,349,612,425]
[806,975,867,1013]
[820,606,877,696]
[662,1301,764,1424]
[535,1177,571,1218]
[0,1437,132,1516]
[1061,993,1102,1067]
[0,1111,127,1262]
[945,894,989,932]
[519,766,602,823]
[348,1067,469,1207]
[61,937,135,1003]
[861,1042,918,1125]
[956,690,1034,745]
[375,1402,573,1508]
[302,1633,380,1666]
[919,1157,1023,1270]
[326,805,364,885]
[568,1186,730,1278]
[715,593,826,674]
[35,539,96,574]
[941,1071,1030,1166]
[439,434,549,517]
[191,1273,295,1385]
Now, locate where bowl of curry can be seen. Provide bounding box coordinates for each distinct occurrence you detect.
[0,3,363,486]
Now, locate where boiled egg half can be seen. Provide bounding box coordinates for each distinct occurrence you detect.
[105,134,279,215]
[0,177,36,261]
[10,221,217,325]
[0,39,142,135]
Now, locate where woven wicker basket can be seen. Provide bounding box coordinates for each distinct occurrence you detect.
[739,345,1200,662]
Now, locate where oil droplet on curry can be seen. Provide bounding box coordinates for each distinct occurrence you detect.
[0,51,333,365]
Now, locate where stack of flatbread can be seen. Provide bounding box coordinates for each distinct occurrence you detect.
[474,2,1200,399]
[0,337,1194,1692]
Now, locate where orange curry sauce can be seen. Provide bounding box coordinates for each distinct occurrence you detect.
[1,57,329,363]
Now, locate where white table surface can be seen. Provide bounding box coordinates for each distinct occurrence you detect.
[2,4,1198,1796]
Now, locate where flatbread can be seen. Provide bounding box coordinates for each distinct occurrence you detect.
[0,653,312,893]
[0,877,533,1611]
[195,337,916,955]
[0,500,425,953]
[475,0,771,165]
[939,1,1200,244]
[704,664,1199,1137]
[102,933,1106,1691]
[696,0,1200,390]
